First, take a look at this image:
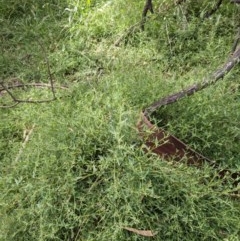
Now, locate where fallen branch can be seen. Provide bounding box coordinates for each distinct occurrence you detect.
[0,81,57,104]
[231,0,240,4]
[0,102,20,108]
[231,27,240,52]
[36,39,56,99]
[144,46,240,117]
[203,0,223,19]
[0,82,68,93]
[141,0,154,30]
[138,45,240,191]
[0,37,60,107]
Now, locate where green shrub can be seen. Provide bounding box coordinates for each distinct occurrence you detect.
[0,0,239,240]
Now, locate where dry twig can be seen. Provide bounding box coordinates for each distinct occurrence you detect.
[15,124,36,162]
[0,82,68,92]
[0,39,64,107]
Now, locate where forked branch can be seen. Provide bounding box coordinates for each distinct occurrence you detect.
[0,40,61,107]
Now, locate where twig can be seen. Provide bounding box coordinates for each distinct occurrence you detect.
[0,82,68,92]
[15,124,36,162]
[0,82,57,104]
[0,102,20,108]
[0,37,63,107]
[36,39,56,99]
[0,82,18,101]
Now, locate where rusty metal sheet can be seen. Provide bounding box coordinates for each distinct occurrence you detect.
[138,112,239,186]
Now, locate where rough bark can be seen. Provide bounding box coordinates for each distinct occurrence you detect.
[144,47,240,117]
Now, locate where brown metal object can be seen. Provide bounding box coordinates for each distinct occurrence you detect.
[138,112,240,186]
[138,112,210,166]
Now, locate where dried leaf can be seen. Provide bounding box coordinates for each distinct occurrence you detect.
[123,227,157,237]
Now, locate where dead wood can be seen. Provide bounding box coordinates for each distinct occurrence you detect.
[231,0,240,4]
[144,46,240,117]
[231,27,240,52]
[141,0,154,30]
[203,0,223,19]
[0,39,64,107]
[0,81,57,104]
[0,82,68,92]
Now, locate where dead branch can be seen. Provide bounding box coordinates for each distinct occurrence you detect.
[0,102,20,108]
[0,81,68,108]
[0,38,63,107]
[144,46,240,116]
[231,27,240,52]
[0,81,56,104]
[0,82,68,92]
[139,45,240,188]
[231,0,240,4]
[203,0,223,19]
[36,39,56,99]
[141,0,154,30]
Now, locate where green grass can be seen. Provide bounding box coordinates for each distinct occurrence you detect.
[154,77,240,169]
[0,0,240,240]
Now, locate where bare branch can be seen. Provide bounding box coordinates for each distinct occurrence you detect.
[0,38,67,108]
[36,39,56,99]
[0,102,20,108]
[141,0,154,30]
[203,0,223,19]
[231,27,240,53]
[144,46,240,117]
[0,82,18,102]
[0,82,68,92]
[0,81,57,104]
